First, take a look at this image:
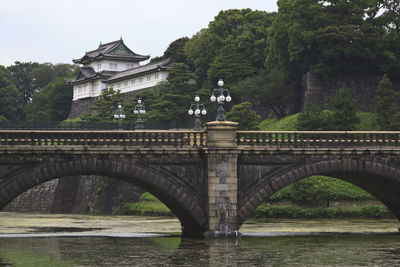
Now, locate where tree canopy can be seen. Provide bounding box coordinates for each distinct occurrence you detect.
[267,0,400,80]
[185,9,276,85]
[0,66,25,121]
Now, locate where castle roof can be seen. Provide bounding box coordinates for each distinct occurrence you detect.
[73,38,150,64]
[66,67,116,85]
[103,58,173,83]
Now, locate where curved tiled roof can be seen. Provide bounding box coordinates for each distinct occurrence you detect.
[73,39,149,64]
[104,58,173,83]
[67,67,117,85]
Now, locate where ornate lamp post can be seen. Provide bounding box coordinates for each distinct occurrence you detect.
[210,79,232,121]
[133,98,146,129]
[188,95,207,130]
[113,103,126,130]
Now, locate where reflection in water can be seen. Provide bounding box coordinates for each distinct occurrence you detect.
[1,213,400,266]
[1,234,400,266]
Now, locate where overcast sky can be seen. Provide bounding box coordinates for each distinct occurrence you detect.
[0,0,278,67]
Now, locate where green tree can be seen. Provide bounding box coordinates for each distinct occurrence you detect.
[138,63,197,125]
[374,75,400,130]
[226,101,261,130]
[296,106,331,131]
[230,69,294,118]
[207,43,256,84]
[7,61,40,103]
[267,0,400,80]
[329,87,360,130]
[150,37,190,65]
[185,9,275,85]
[80,88,124,122]
[0,66,25,121]
[27,77,73,121]
[31,63,76,89]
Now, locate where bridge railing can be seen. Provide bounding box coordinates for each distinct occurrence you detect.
[237,131,400,147]
[0,130,206,148]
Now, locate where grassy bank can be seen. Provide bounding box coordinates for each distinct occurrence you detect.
[120,193,174,217]
[253,204,394,219]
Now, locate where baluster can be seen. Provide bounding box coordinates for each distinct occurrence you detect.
[261,133,265,145]
[44,133,48,146]
[256,133,260,146]
[376,133,379,145]
[193,132,197,146]
[147,132,152,146]
[167,132,171,146]
[180,132,184,147]
[84,133,88,146]
[200,132,204,146]
[249,133,254,146]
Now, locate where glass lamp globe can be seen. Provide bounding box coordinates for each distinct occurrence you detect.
[210,95,216,102]
[118,104,122,109]
[217,79,224,87]
[134,110,139,114]
[226,95,232,102]
[188,109,194,115]
[220,95,225,101]
[138,99,142,104]
[194,95,200,102]
[114,114,118,119]
[121,114,126,119]
[201,109,207,115]
[195,109,201,115]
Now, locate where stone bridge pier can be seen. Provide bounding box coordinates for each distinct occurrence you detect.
[204,121,240,237]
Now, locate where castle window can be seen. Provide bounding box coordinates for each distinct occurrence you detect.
[117,83,121,88]
[147,75,151,81]
[131,79,135,85]
[139,78,143,83]
[154,73,159,79]
[124,81,128,87]
[114,63,117,70]
[97,64,101,70]
[109,63,113,69]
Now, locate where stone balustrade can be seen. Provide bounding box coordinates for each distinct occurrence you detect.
[0,130,206,147]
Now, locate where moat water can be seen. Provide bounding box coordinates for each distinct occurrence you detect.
[0,213,400,266]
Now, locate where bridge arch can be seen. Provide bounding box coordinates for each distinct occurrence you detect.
[0,157,207,236]
[239,158,400,228]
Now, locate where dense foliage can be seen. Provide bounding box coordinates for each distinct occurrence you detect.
[226,101,261,130]
[185,9,276,86]
[0,62,76,122]
[374,75,400,130]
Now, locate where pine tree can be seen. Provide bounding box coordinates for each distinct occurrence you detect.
[374,75,400,130]
[329,88,360,130]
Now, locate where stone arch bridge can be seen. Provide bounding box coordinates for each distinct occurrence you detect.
[1,121,400,237]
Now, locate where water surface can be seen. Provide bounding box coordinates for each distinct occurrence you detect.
[1,212,399,266]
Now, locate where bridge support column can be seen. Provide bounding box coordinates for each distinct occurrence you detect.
[204,121,240,237]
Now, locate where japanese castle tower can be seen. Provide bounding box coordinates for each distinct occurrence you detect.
[69,38,171,101]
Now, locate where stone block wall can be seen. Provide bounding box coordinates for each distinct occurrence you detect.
[301,72,400,112]
[4,176,143,214]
